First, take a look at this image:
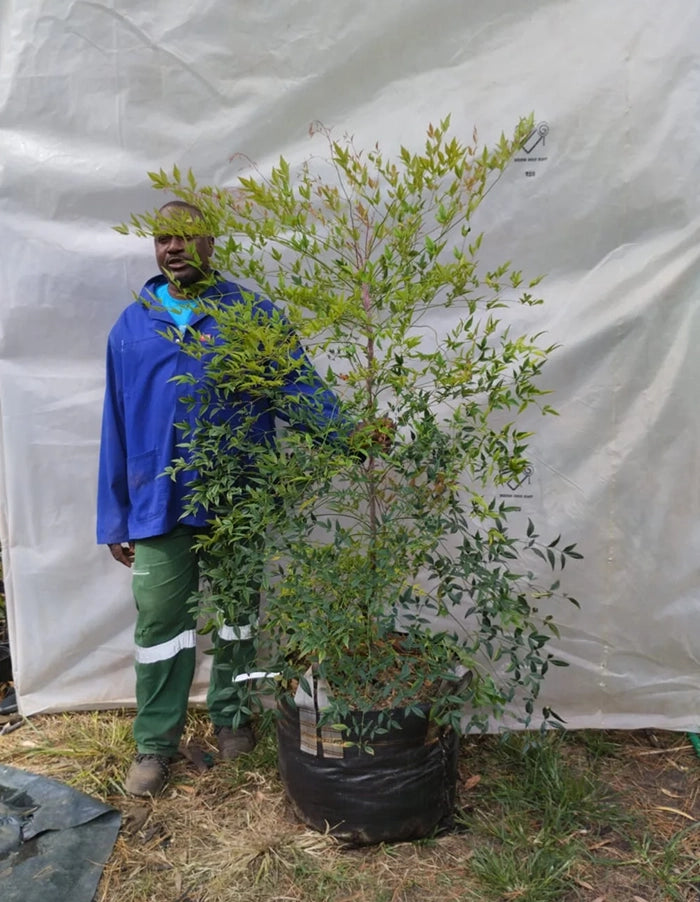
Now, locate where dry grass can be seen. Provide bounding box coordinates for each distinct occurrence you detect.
[0,709,699,901]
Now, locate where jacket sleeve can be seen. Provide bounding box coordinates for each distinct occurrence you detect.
[276,331,352,446]
[244,296,351,444]
[96,330,130,544]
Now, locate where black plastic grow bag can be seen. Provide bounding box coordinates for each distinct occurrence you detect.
[0,642,12,684]
[276,697,458,844]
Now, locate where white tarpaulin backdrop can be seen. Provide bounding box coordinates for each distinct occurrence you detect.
[1,0,699,728]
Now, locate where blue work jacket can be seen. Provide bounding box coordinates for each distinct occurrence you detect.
[96,274,343,544]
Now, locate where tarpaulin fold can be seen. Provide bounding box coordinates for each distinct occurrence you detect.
[0,763,121,902]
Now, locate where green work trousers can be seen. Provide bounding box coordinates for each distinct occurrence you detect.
[132,525,256,757]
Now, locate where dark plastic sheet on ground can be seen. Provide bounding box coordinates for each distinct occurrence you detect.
[0,763,121,902]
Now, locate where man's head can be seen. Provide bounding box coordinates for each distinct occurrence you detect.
[153,201,215,294]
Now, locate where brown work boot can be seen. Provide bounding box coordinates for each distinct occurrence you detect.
[215,724,256,760]
[124,753,170,796]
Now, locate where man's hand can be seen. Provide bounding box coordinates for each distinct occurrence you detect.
[108,542,135,567]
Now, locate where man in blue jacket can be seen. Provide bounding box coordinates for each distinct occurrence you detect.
[97,201,343,795]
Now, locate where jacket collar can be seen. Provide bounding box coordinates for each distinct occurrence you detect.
[139,273,233,325]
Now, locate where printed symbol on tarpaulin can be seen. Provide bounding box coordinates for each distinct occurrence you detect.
[520,122,549,155]
[503,465,533,491]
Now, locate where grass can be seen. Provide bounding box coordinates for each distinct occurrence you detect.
[458,733,628,901]
[0,709,698,901]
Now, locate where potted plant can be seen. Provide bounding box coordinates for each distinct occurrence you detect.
[120,115,581,842]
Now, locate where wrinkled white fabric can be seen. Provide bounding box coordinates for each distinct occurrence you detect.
[1,0,699,729]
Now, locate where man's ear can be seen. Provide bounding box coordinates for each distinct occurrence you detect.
[208,236,215,251]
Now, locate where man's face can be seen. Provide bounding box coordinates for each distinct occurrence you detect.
[153,208,214,290]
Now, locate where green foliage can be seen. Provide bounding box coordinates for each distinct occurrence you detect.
[460,733,624,901]
[626,828,700,901]
[478,733,622,835]
[120,115,581,742]
[469,839,580,902]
